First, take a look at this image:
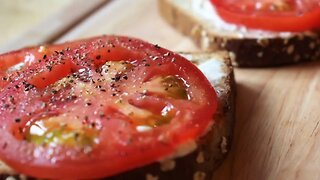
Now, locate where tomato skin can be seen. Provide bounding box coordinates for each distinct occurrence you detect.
[0,36,217,179]
[210,0,320,32]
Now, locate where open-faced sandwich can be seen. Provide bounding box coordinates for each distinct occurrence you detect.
[0,36,235,179]
[158,0,320,67]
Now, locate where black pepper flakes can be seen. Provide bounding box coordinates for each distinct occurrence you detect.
[51,90,58,94]
[24,83,35,91]
[2,142,7,149]
[99,112,105,118]
[74,132,80,139]
[9,96,14,103]
[67,95,78,101]
[111,75,121,82]
[95,68,102,73]
[43,54,47,59]
[96,55,101,60]
[15,118,21,123]
[46,65,53,71]
[96,85,102,89]
[3,104,9,108]
[154,44,161,49]
[18,127,23,134]
[164,52,171,57]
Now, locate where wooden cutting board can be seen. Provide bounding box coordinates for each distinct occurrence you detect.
[1,0,320,179]
[0,0,110,53]
[0,0,73,47]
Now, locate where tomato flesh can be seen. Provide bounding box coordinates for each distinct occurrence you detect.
[210,0,320,32]
[0,36,217,179]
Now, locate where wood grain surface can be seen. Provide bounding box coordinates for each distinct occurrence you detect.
[1,0,320,179]
[56,0,197,51]
[0,0,110,53]
[0,0,73,48]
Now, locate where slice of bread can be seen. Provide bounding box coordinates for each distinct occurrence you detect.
[0,52,235,180]
[158,0,320,67]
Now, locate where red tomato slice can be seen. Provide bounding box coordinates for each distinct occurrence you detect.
[210,0,320,32]
[0,36,217,179]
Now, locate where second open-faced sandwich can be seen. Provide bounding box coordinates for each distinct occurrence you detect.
[159,0,320,67]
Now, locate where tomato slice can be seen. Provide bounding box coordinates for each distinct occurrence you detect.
[0,36,217,179]
[210,0,320,32]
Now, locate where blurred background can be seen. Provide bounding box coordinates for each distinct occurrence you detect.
[0,0,114,53]
[0,0,192,54]
[0,0,73,47]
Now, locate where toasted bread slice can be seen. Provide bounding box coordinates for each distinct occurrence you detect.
[0,52,235,180]
[158,0,320,67]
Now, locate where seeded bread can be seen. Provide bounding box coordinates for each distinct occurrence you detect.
[0,52,235,180]
[158,0,320,67]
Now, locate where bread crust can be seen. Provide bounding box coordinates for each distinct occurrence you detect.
[158,0,320,67]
